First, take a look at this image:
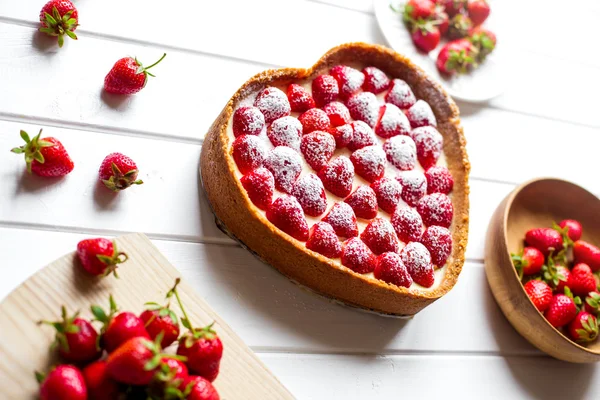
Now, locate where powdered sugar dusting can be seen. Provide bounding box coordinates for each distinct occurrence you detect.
[345,185,378,219]
[411,126,443,169]
[347,92,380,128]
[420,225,452,267]
[301,131,336,171]
[361,217,400,254]
[322,202,358,238]
[254,87,291,123]
[232,106,266,137]
[232,134,267,174]
[292,173,327,217]
[375,103,411,138]
[348,121,376,151]
[385,79,416,109]
[383,135,417,171]
[371,177,402,214]
[264,146,302,193]
[407,100,437,128]
[362,66,391,94]
[332,124,354,148]
[331,65,364,99]
[401,242,434,285]
[351,145,386,183]
[267,116,302,150]
[396,170,427,207]
[417,193,453,228]
[391,207,424,243]
[341,237,376,273]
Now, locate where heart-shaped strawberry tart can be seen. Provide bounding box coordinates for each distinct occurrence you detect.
[201,43,469,316]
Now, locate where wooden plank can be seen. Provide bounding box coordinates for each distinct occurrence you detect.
[0,233,293,399]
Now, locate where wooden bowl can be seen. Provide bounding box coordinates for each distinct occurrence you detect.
[485,178,600,363]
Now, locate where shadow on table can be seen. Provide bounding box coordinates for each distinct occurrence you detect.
[100,89,132,110]
[14,169,66,194]
[31,31,59,53]
[93,179,121,210]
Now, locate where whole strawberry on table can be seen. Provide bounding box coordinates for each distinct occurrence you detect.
[512,219,600,345]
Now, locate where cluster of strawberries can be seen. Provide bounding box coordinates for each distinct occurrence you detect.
[512,220,600,344]
[37,279,222,400]
[401,0,496,75]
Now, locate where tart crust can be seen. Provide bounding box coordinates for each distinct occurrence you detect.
[200,43,470,316]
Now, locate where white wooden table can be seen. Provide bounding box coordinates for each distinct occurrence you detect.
[1,0,600,398]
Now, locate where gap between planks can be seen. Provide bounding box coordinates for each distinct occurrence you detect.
[251,348,547,358]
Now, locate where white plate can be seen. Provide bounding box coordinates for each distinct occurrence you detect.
[373,0,504,103]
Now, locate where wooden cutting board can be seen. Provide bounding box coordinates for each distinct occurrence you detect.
[0,233,294,399]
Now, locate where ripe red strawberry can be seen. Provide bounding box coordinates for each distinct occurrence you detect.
[440,0,466,17]
[323,101,351,127]
[511,246,544,278]
[263,146,302,193]
[403,0,437,21]
[232,135,267,175]
[346,92,380,128]
[425,166,454,194]
[292,173,328,217]
[11,130,74,177]
[312,74,339,107]
[467,0,490,25]
[148,358,190,399]
[241,168,275,210]
[420,226,452,267]
[331,124,354,148]
[286,83,315,113]
[374,252,413,288]
[585,291,600,315]
[558,219,582,242]
[383,135,417,171]
[140,281,181,349]
[180,376,220,400]
[568,311,599,344]
[555,265,571,293]
[375,103,411,138]
[391,207,424,243]
[385,79,416,109]
[266,195,309,241]
[99,152,144,191]
[254,87,291,123]
[447,14,473,40]
[299,108,331,134]
[417,193,453,228]
[523,280,553,312]
[267,116,302,151]
[406,100,437,128]
[348,120,377,151]
[411,126,443,169]
[401,242,435,287]
[301,131,336,171]
[232,106,265,137]
[434,7,450,35]
[396,170,428,207]
[525,228,563,257]
[91,295,150,353]
[307,222,342,258]
[468,27,496,60]
[371,177,403,214]
[436,39,477,75]
[545,293,578,328]
[77,238,128,277]
[82,361,121,400]
[345,186,378,219]
[322,202,359,238]
[568,263,597,297]
[411,24,441,53]
[362,66,391,94]
[341,237,377,273]
[176,322,223,382]
[104,54,166,95]
[361,218,400,255]
[330,65,364,100]
[318,156,355,198]
[38,365,87,400]
[350,145,387,183]
[573,240,600,271]
[39,0,78,47]
[39,306,100,363]
[106,336,167,386]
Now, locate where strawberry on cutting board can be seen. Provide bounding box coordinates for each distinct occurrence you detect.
[39,0,79,47]
[37,365,87,400]
[104,54,167,95]
[77,238,128,277]
[11,130,74,177]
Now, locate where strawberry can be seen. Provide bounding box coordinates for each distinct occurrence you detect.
[232,135,267,175]
[232,106,265,137]
[434,7,450,35]
[347,121,377,151]
[350,145,387,183]
[568,311,599,344]
[420,225,452,267]
[323,101,351,127]
[346,92,380,128]
[91,295,150,353]
[361,218,400,255]
[523,280,553,312]
[11,129,74,177]
[266,195,309,241]
[148,358,190,399]
[511,246,544,278]
[468,27,496,61]
[439,0,466,17]
[39,0,78,47]
[140,281,181,349]
[545,293,578,328]
[383,135,417,171]
[301,131,336,171]
[391,207,424,243]
[312,74,339,107]
[573,240,600,271]
[436,38,477,75]
[254,87,291,123]
[322,202,359,238]
[568,263,597,297]
[385,79,416,109]
[447,14,473,40]
[263,146,302,193]
[104,54,166,95]
[331,124,354,148]
[411,24,441,53]
[106,336,170,386]
[98,152,144,192]
[406,100,437,128]
[585,291,600,315]
[292,173,328,217]
[37,365,87,400]
[307,222,342,258]
[39,306,100,363]
[375,103,411,138]
[558,219,582,242]
[82,361,121,400]
[554,266,571,293]
[467,0,490,26]
[371,177,403,214]
[425,166,454,194]
[400,242,435,287]
[241,168,275,210]
[345,186,378,219]
[318,156,355,198]
[330,65,364,100]
[525,228,563,257]
[410,126,443,169]
[374,252,413,288]
[396,170,427,207]
[362,66,391,94]
[341,237,377,273]
[180,376,220,400]
[417,193,453,228]
[286,83,315,113]
[403,0,437,21]
[77,238,128,277]
[299,108,331,134]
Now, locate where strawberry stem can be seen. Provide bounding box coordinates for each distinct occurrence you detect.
[170,278,194,332]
